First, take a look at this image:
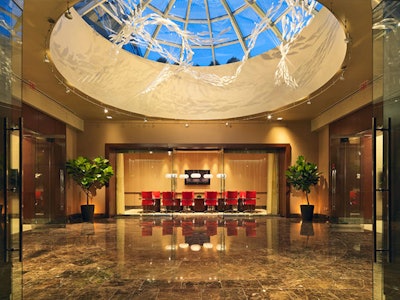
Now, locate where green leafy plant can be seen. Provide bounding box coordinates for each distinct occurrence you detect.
[285,155,321,205]
[66,156,114,205]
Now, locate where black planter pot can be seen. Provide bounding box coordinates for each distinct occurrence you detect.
[81,204,95,222]
[300,204,314,222]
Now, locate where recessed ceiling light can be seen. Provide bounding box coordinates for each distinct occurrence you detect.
[106,115,112,119]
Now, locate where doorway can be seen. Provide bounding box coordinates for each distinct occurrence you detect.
[22,132,66,224]
[330,132,373,224]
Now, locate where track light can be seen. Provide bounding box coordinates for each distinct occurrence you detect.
[43,54,50,63]
[64,2,73,20]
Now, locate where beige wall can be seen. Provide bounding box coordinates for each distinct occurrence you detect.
[75,120,319,215]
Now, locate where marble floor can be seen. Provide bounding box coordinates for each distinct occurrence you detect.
[22,216,373,299]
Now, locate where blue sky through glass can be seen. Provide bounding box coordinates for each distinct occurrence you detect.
[75,0,322,66]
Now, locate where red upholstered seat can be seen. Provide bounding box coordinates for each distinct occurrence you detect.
[243,190,256,212]
[204,191,218,212]
[152,191,160,199]
[181,191,194,207]
[225,191,238,206]
[162,191,175,206]
[244,190,257,206]
[141,191,154,206]
[205,191,218,206]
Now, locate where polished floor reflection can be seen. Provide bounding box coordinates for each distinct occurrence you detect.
[22,216,373,299]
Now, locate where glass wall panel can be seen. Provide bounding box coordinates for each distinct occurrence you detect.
[373,1,400,298]
[119,148,280,214]
[0,1,23,298]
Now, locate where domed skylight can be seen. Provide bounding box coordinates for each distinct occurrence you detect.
[74,0,322,67]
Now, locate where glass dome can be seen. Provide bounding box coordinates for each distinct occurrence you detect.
[74,0,322,66]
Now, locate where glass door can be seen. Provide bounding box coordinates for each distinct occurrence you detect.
[1,118,23,299]
[372,1,400,298]
[22,133,66,224]
[330,136,362,223]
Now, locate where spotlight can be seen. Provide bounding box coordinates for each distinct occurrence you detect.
[307,100,311,105]
[43,54,50,63]
[103,108,108,113]
[340,72,345,81]
[65,87,70,93]
[64,2,73,20]
[267,114,272,120]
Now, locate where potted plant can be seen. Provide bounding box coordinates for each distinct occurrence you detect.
[66,156,114,222]
[285,155,321,221]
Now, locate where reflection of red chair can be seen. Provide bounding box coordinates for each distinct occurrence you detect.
[243,219,257,237]
[141,220,154,236]
[162,219,174,235]
[205,191,218,212]
[244,190,257,212]
[181,191,194,212]
[141,191,154,212]
[205,219,218,236]
[225,220,238,236]
[181,219,194,236]
[225,191,238,212]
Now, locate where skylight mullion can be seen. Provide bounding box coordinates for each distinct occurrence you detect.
[99,4,123,26]
[220,0,247,55]
[180,0,193,62]
[76,0,107,16]
[203,0,216,65]
[144,0,177,59]
[245,1,282,40]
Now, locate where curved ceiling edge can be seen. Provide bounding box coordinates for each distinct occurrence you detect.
[49,7,346,120]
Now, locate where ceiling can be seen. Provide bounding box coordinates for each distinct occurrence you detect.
[22,0,373,122]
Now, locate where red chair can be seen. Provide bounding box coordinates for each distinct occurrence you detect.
[181,191,194,212]
[152,191,161,212]
[162,191,175,212]
[244,190,257,212]
[141,191,154,212]
[238,191,246,212]
[225,191,238,212]
[204,191,218,212]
